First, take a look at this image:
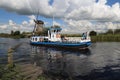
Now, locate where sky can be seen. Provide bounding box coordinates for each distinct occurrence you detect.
[0,0,120,34]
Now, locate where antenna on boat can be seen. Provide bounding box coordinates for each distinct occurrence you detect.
[52,14,54,27]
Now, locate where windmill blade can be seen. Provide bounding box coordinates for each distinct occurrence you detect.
[27,0,40,35]
[32,9,39,35]
[33,20,36,33]
[36,9,39,20]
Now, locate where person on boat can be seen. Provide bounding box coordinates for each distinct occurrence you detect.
[61,36,68,41]
[64,36,68,41]
[82,32,87,40]
[39,38,43,42]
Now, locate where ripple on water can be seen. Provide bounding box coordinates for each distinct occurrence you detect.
[0,38,120,80]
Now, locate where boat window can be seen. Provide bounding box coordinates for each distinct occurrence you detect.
[44,38,48,42]
[35,38,37,41]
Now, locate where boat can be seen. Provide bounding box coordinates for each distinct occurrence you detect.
[30,20,91,49]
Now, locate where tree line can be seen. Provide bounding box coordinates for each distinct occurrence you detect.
[89,29,120,36]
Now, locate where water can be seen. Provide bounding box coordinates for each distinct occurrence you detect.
[0,38,120,80]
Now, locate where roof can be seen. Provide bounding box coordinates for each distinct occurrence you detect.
[34,20,44,24]
[50,27,62,31]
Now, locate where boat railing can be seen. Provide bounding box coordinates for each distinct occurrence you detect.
[66,37,91,42]
[62,40,80,44]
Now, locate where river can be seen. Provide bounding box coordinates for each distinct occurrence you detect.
[0,38,120,80]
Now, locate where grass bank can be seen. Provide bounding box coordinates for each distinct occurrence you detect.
[0,33,26,39]
[91,34,120,42]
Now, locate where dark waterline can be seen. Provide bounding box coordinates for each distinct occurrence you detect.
[0,38,120,80]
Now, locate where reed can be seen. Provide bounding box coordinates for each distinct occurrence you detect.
[91,34,120,42]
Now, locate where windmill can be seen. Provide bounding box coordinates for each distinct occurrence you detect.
[27,0,44,36]
[32,11,44,36]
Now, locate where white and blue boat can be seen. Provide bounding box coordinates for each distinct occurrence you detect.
[30,20,91,49]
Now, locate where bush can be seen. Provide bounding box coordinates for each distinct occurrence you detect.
[89,31,97,36]
[13,31,20,35]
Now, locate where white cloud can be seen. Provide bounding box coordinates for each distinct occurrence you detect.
[0,16,35,33]
[0,17,120,34]
[9,20,15,26]
[98,0,107,5]
[28,15,36,20]
[0,24,7,29]
[0,0,120,20]
[22,21,28,25]
[0,0,120,33]
[53,21,61,26]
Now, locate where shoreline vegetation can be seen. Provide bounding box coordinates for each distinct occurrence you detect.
[0,29,120,42]
[0,31,31,39]
[91,34,120,42]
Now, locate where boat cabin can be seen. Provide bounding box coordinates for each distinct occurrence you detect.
[48,26,62,42]
[31,25,62,42]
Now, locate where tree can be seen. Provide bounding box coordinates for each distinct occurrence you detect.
[13,31,20,35]
[11,30,14,35]
[106,29,113,34]
[89,31,97,36]
[114,29,120,34]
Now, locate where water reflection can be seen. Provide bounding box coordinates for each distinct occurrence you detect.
[31,46,92,78]
[30,44,120,80]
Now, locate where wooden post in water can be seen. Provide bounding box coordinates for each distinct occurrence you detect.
[7,48,14,68]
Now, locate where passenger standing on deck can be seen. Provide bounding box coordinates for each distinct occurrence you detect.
[82,32,87,40]
[85,32,87,39]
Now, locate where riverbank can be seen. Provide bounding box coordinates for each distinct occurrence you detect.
[0,33,120,42]
[91,34,120,42]
[0,33,26,39]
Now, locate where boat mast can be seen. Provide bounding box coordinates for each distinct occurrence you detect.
[52,14,54,27]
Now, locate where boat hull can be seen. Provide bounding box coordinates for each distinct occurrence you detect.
[30,41,91,49]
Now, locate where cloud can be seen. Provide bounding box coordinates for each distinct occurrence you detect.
[0,0,120,33]
[0,24,7,29]
[53,21,61,26]
[0,16,120,34]
[0,16,35,33]
[62,19,120,33]
[0,0,120,20]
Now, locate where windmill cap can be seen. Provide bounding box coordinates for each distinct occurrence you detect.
[34,20,44,24]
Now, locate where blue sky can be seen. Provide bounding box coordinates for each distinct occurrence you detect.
[0,0,120,33]
[0,9,28,24]
[107,0,120,5]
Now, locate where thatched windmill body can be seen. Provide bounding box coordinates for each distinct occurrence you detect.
[33,19,44,36]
